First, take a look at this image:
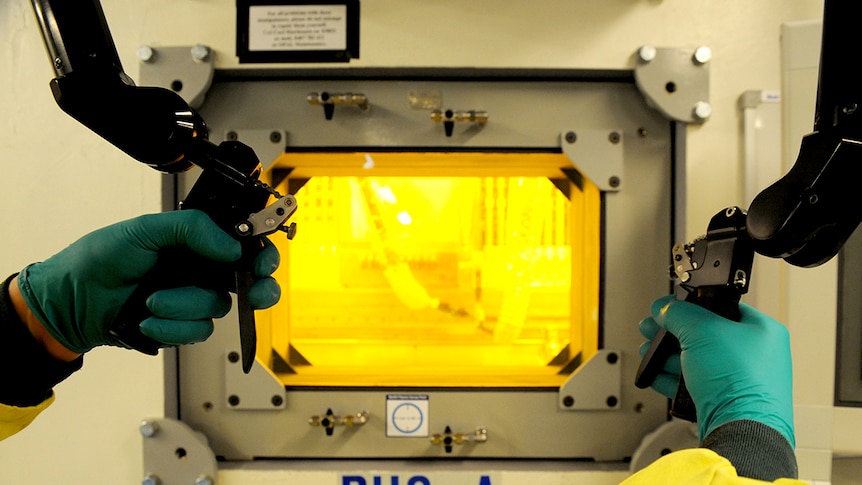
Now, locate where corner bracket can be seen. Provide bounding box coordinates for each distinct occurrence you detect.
[558,349,622,411]
[224,350,287,411]
[560,130,624,192]
[137,45,215,109]
[634,45,711,124]
[140,417,218,485]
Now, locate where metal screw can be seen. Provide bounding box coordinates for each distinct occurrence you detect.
[638,45,657,63]
[270,131,282,143]
[195,475,215,485]
[190,44,211,63]
[608,131,621,144]
[142,474,161,485]
[53,57,64,71]
[564,131,577,144]
[692,46,712,65]
[272,395,284,407]
[562,395,575,407]
[608,176,621,188]
[236,222,251,235]
[606,352,619,364]
[140,420,159,438]
[693,101,712,121]
[606,396,619,407]
[227,351,240,363]
[734,269,748,288]
[137,46,155,63]
[808,193,819,204]
[284,222,298,240]
[228,395,240,406]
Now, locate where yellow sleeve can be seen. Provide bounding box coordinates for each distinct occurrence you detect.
[0,394,54,441]
[621,448,807,485]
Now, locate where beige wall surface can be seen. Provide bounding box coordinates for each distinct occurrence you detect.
[0,1,823,483]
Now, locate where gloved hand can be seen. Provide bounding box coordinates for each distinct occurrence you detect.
[638,295,795,447]
[16,210,281,354]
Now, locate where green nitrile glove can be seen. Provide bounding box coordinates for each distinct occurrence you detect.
[638,295,795,448]
[17,210,280,354]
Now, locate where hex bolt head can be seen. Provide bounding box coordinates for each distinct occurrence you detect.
[142,474,161,485]
[137,46,155,63]
[195,475,215,485]
[692,46,712,65]
[139,420,159,438]
[191,44,211,63]
[693,101,712,121]
[638,45,657,63]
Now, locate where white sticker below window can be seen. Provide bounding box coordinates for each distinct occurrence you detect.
[386,394,429,437]
[248,5,348,51]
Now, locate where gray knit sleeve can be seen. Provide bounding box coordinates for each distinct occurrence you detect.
[701,419,798,481]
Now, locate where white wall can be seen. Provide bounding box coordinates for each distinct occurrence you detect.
[0,0,824,483]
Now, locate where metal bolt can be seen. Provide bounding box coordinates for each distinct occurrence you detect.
[562,395,575,407]
[236,222,251,235]
[140,420,159,438]
[270,131,282,143]
[692,46,712,65]
[142,474,161,485]
[564,131,577,144]
[606,396,619,407]
[226,131,239,141]
[638,45,657,63]
[284,222,298,240]
[195,475,215,485]
[608,131,621,144]
[693,101,712,121]
[191,44,211,63]
[227,351,240,363]
[608,176,621,188]
[734,269,748,288]
[53,57,64,71]
[272,395,284,407]
[228,395,240,407]
[137,46,155,63]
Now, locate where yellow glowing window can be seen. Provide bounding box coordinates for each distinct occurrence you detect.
[256,153,601,387]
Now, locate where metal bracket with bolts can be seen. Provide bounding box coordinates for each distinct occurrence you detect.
[558,349,623,411]
[634,45,712,124]
[141,417,218,485]
[138,45,215,109]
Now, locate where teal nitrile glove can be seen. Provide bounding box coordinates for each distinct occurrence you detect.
[638,295,795,448]
[17,210,281,354]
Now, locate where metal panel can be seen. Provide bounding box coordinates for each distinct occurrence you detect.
[175,69,674,462]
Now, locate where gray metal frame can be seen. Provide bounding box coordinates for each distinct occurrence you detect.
[137,52,706,467]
